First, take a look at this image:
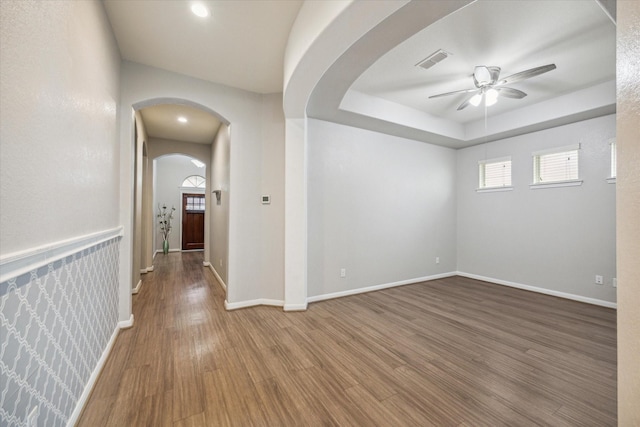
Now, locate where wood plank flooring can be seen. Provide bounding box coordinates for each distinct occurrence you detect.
[78,252,617,426]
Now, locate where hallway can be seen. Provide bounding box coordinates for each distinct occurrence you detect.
[78,252,616,426]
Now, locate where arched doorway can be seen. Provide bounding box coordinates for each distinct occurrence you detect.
[131,99,231,299]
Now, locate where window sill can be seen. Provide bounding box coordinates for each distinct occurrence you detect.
[476,186,514,193]
[529,180,583,189]
[606,177,616,184]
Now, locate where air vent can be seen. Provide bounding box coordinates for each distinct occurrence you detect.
[416,49,451,70]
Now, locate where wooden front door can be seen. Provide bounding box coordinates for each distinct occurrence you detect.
[182,193,205,250]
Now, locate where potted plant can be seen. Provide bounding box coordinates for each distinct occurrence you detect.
[158,204,176,254]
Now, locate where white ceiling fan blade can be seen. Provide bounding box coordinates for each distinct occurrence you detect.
[496,64,556,86]
[497,87,527,99]
[429,87,479,99]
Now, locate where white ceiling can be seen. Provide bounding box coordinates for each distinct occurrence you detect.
[104,0,616,148]
[308,0,616,148]
[350,0,615,125]
[139,104,221,144]
[104,0,302,144]
[103,0,303,94]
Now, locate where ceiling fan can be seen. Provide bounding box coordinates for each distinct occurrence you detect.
[429,64,556,110]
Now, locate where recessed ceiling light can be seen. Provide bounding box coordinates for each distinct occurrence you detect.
[191,3,210,18]
[178,116,188,123]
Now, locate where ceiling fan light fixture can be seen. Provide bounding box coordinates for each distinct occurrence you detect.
[485,88,499,106]
[469,93,483,107]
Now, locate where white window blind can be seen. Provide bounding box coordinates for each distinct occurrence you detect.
[533,144,580,184]
[479,157,512,189]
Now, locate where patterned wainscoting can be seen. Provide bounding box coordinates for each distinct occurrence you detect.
[0,230,122,427]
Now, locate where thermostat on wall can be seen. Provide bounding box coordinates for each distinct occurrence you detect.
[261,195,271,204]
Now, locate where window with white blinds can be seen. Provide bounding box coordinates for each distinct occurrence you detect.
[479,157,512,189]
[532,144,580,185]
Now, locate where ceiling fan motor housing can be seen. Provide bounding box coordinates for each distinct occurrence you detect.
[474,66,501,87]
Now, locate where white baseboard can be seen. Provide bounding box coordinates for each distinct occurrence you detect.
[67,313,133,427]
[221,273,456,311]
[456,272,617,309]
[225,298,284,311]
[118,314,134,329]
[140,265,154,274]
[204,262,227,292]
[307,272,457,304]
[132,279,142,295]
[283,302,308,311]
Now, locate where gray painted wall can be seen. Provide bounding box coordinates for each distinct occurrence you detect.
[307,119,458,298]
[258,94,286,300]
[211,124,231,285]
[457,114,617,303]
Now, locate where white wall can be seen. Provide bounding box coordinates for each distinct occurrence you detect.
[0,1,122,425]
[153,154,206,253]
[0,0,121,254]
[307,119,457,299]
[457,114,617,304]
[211,124,231,285]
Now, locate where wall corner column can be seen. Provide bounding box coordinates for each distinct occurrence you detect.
[284,117,308,311]
[118,107,134,323]
[616,0,640,424]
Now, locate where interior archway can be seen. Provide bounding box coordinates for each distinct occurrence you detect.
[130,98,231,300]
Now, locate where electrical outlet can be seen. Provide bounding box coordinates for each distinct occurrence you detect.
[595,275,604,285]
[340,268,346,278]
[613,278,617,288]
[435,257,440,264]
[27,406,38,427]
